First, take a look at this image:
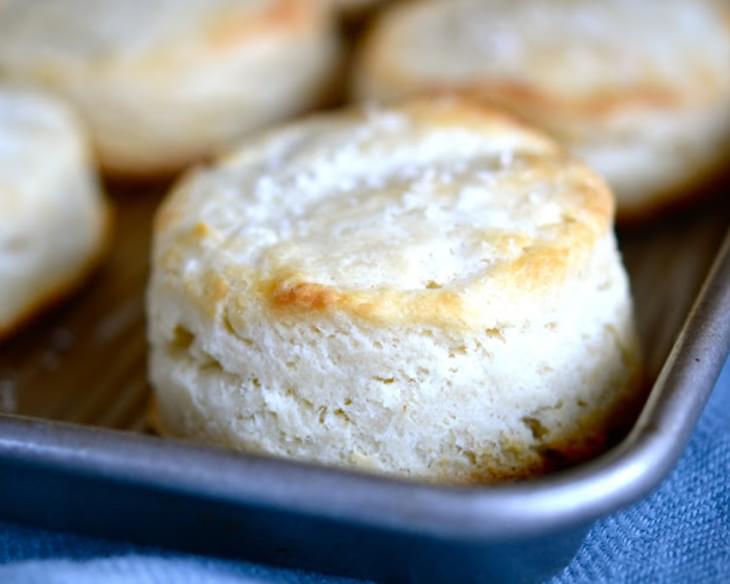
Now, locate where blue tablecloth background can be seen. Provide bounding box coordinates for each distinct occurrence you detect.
[1,357,729,584]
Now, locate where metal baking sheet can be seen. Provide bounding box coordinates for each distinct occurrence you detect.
[0,179,728,583]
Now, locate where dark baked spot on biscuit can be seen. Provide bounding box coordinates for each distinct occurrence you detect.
[268,281,341,312]
[222,312,237,336]
[199,352,224,372]
[484,327,505,341]
[463,450,477,465]
[169,325,195,352]
[334,408,351,422]
[372,376,396,384]
[521,416,549,440]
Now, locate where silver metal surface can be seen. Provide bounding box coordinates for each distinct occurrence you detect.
[0,230,728,542]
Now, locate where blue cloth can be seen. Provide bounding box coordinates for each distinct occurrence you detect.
[1,358,729,584]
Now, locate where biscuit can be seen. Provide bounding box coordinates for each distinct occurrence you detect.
[147,98,641,483]
[353,0,730,220]
[0,0,339,177]
[0,88,108,338]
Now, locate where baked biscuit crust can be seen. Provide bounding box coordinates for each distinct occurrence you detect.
[0,88,109,339]
[0,0,339,177]
[148,98,640,483]
[354,0,730,219]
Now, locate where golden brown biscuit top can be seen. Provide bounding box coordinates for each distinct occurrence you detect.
[357,0,730,114]
[154,98,613,329]
[0,0,326,63]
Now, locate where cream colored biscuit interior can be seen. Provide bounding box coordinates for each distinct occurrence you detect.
[148,99,640,483]
[355,0,730,217]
